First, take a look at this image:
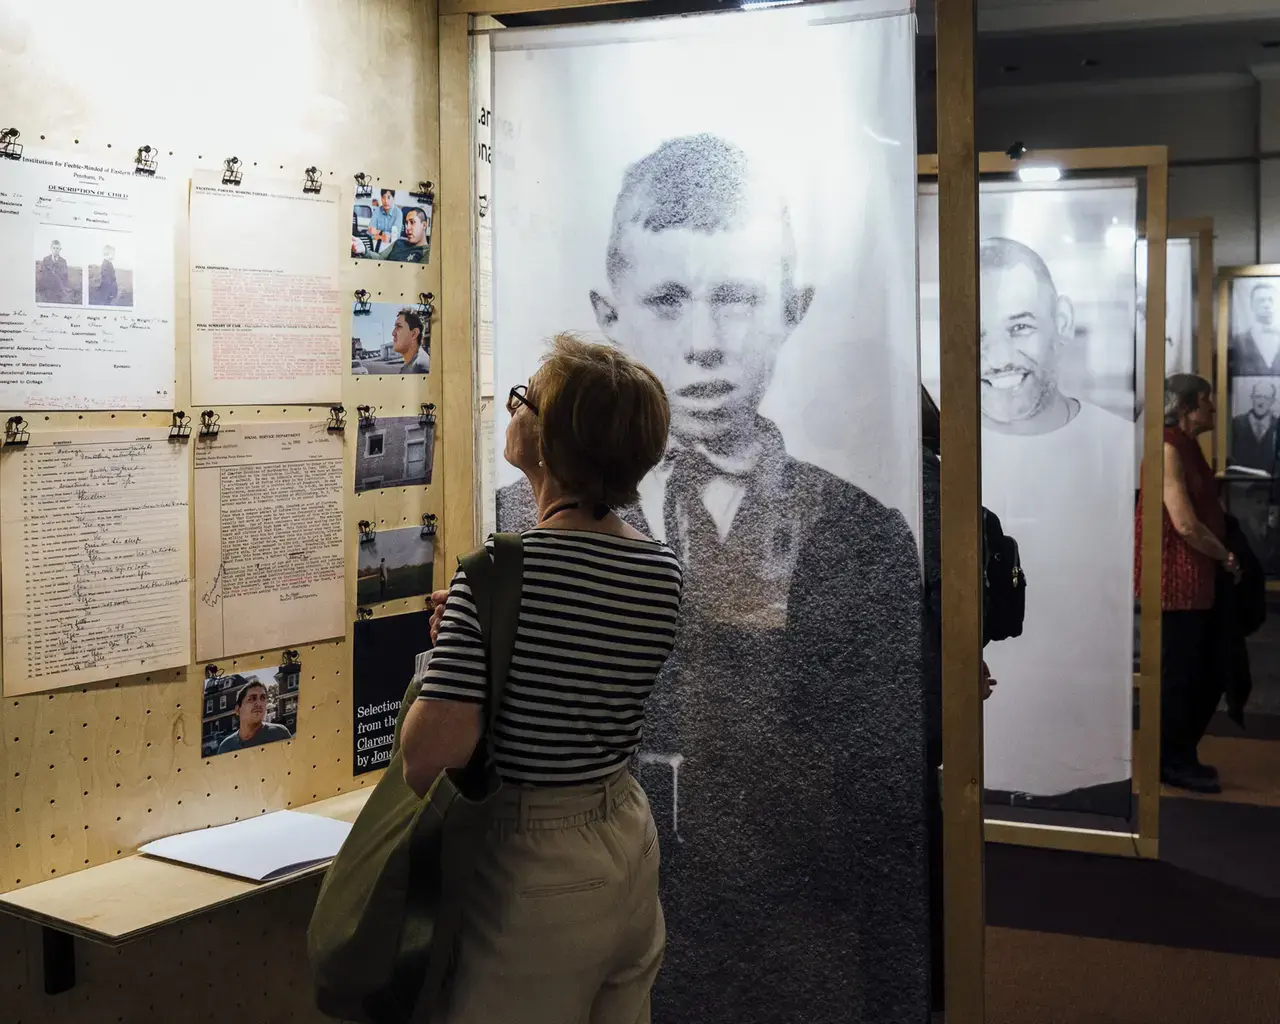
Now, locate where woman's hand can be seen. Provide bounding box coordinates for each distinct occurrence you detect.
[980,661,997,701]
[428,589,450,644]
[1224,551,1243,583]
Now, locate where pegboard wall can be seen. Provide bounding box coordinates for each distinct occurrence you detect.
[0,0,467,1019]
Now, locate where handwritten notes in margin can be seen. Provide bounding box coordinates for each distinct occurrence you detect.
[194,422,344,661]
[0,429,190,695]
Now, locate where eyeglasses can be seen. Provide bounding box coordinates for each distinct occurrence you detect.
[507,384,538,416]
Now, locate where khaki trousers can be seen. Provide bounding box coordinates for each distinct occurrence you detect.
[435,769,665,1024]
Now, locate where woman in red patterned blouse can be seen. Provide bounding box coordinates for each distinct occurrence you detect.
[1136,373,1238,793]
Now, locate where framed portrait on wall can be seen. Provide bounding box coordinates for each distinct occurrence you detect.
[1220,267,1280,580]
[920,178,1139,817]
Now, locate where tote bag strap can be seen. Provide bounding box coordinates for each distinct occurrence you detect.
[458,532,524,759]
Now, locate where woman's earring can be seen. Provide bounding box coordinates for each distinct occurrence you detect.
[537,460,544,467]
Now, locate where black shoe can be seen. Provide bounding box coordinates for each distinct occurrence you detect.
[1190,761,1219,781]
[1162,765,1222,794]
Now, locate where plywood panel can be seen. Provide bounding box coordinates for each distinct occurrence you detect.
[0,0,444,1018]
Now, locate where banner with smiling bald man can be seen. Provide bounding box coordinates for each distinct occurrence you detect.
[489,2,926,1022]
[919,180,1139,815]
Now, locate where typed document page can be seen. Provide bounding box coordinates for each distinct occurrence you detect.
[193,422,344,661]
[189,171,342,404]
[0,429,191,695]
[0,151,176,410]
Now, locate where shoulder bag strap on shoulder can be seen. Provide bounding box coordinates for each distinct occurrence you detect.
[457,534,524,751]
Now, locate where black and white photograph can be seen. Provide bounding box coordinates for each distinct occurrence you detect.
[351,299,430,375]
[920,180,1138,812]
[1136,237,1194,383]
[200,662,301,757]
[1225,479,1280,579]
[1229,375,1280,474]
[352,610,431,776]
[350,185,433,264]
[492,4,924,1022]
[87,238,134,308]
[356,524,434,605]
[1227,276,1280,377]
[354,414,435,492]
[33,226,83,305]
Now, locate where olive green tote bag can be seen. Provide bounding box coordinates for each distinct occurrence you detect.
[307,533,523,1024]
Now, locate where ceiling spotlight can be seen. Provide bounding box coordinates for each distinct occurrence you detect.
[1005,142,1027,161]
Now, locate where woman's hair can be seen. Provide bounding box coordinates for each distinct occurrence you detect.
[531,333,670,508]
[1163,373,1211,427]
[921,385,940,456]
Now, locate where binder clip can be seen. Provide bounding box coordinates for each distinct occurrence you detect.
[421,513,438,538]
[419,403,436,428]
[356,607,373,622]
[168,411,191,443]
[0,129,22,161]
[198,411,220,439]
[410,180,435,205]
[357,405,377,429]
[222,157,243,186]
[358,520,376,544]
[354,173,373,200]
[478,194,489,219]
[416,292,434,319]
[134,145,158,176]
[303,166,323,195]
[3,416,29,447]
[327,405,346,433]
[204,664,221,681]
[353,290,372,316]
[281,649,301,669]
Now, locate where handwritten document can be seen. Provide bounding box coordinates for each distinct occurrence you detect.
[194,422,344,660]
[0,429,190,695]
[0,152,176,410]
[189,171,342,405]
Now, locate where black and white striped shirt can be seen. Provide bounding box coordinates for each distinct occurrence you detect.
[416,530,683,785]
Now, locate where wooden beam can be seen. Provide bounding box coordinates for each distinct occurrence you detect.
[443,0,643,16]
[984,820,1151,859]
[1136,155,1168,858]
[921,145,1168,178]
[935,0,985,1021]
[439,13,479,567]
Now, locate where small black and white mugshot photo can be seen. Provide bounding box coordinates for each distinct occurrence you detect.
[920,179,1139,806]
[1227,276,1280,377]
[491,4,925,1022]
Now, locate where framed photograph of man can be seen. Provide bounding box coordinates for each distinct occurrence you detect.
[920,178,1139,815]
[351,185,433,264]
[201,660,301,757]
[1227,275,1280,377]
[351,299,430,375]
[490,3,925,1021]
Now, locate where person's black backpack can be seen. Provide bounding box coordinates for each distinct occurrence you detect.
[982,507,1026,645]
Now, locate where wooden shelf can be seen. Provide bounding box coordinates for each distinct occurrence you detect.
[0,788,371,948]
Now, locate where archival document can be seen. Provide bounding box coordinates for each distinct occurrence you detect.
[0,151,176,410]
[194,421,344,660]
[0,429,190,695]
[189,171,342,404]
